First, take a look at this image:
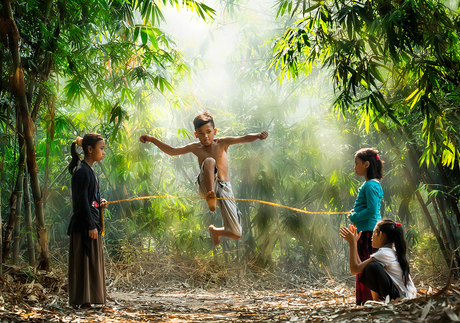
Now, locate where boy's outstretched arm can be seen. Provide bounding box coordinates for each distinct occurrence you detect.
[140,134,195,156]
[220,131,268,146]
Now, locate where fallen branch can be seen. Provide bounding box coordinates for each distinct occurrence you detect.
[0,275,12,288]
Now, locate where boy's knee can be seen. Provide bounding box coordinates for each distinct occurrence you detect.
[231,233,242,240]
[203,157,216,168]
[232,228,242,239]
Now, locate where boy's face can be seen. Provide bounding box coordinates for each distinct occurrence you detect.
[195,123,216,147]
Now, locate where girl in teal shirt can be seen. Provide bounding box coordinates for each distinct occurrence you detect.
[349,148,384,305]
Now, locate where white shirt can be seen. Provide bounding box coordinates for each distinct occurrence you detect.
[371,246,417,299]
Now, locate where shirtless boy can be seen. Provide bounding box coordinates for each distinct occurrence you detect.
[140,111,268,245]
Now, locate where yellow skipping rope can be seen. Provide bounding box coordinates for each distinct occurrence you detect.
[100,196,349,236]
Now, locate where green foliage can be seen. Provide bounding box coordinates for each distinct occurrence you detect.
[272,0,460,169]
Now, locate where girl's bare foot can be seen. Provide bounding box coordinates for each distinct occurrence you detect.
[208,225,221,245]
[206,191,217,211]
[72,303,92,309]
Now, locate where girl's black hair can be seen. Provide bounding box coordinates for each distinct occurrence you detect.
[355,148,384,180]
[68,133,104,174]
[375,219,410,286]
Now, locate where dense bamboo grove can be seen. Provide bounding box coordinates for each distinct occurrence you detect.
[0,0,459,281]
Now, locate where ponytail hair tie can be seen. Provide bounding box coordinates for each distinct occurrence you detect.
[395,222,401,228]
[74,136,83,147]
[376,154,380,161]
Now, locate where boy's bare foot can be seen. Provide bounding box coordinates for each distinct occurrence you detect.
[206,191,217,212]
[209,225,221,245]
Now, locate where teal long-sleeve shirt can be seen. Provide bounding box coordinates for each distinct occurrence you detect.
[350,179,383,232]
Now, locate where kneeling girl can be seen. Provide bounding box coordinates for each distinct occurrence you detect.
[340,219,417,302]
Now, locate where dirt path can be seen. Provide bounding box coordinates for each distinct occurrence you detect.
[109,285,354,322]
[1,283,457,322]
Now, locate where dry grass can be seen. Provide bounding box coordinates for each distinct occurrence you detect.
[104,249,311,292]
[8,238,452,296]
[100,242,450,294]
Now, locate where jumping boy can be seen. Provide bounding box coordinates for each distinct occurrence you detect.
[140,111,268,245]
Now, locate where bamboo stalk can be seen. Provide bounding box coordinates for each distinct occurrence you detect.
[1,0,50,270]
[43,96,55,211]
[4,113,25,261]
[12,204,21,265]
[13,111,25,265]
[23,174,36,266]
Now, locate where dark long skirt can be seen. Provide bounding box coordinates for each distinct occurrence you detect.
[68,232,106,306]
[356,231,376,305]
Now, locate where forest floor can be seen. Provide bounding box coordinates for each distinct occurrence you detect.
[0,264,459,322]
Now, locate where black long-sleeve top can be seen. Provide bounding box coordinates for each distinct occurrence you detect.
[68,160,102,255]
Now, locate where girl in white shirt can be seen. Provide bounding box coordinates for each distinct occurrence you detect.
[340,219,417,302]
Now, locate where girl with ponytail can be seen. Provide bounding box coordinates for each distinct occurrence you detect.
[340,220,417,302]
[67,133,108,308]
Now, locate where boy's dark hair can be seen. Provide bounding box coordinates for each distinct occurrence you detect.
[374,219,410,287]
[68,133,104,174]
[355,148,384,180]
[193,111,215,130]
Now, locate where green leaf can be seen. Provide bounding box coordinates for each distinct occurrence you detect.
[304,3,321,14]
[141,28,148,45]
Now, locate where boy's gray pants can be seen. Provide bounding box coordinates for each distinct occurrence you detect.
[197,164,242,237]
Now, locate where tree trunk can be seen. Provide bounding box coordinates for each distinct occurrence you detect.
[31,160,50,270]
[14,111,26,265]
[43,96,55,211]
[3,179,22,261]
[3,112,26,261]
[23,174,36,266]
[1,0,50,270]
[12,204,21,265]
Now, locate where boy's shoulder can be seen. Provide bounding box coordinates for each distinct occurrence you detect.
[212,136,232,144]
[185,141,206,152]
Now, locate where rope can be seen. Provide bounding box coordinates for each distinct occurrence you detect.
[100,195,349,235]
[104,195,348,215]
